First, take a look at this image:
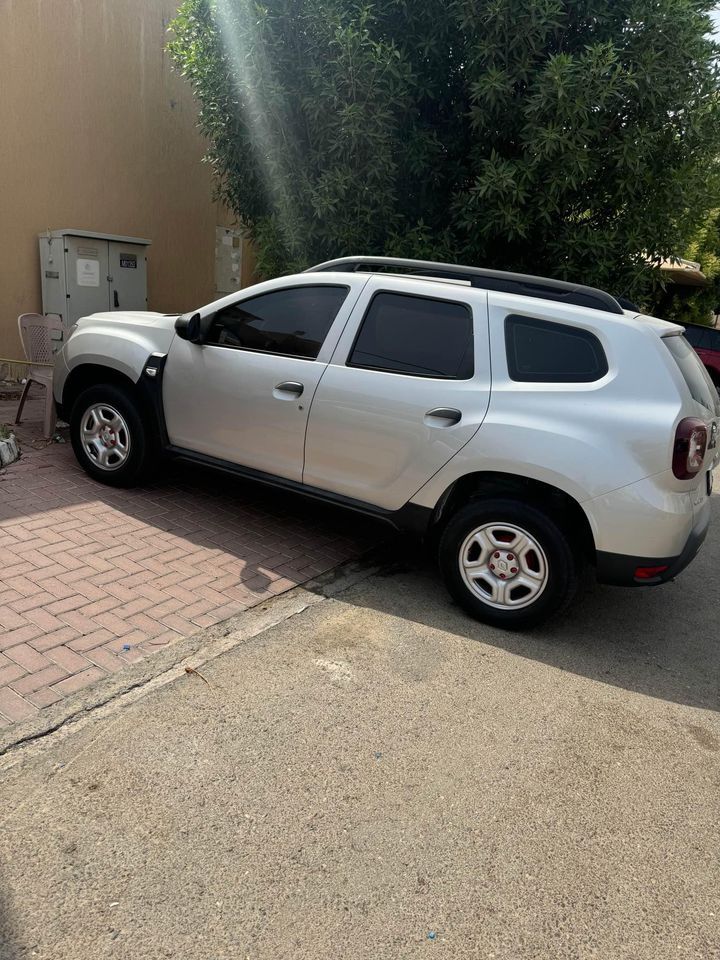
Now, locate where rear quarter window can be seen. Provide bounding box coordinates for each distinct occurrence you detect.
[505,315,608,383]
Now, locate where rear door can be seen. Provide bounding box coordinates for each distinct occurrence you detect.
[302,276,491,510]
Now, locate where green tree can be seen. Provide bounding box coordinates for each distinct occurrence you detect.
[169,0,720,299]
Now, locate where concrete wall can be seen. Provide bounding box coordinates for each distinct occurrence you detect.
[0,0,250,358]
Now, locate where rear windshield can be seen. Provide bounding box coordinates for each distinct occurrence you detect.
[664,335,718,414]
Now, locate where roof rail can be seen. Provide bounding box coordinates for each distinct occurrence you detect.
[306,256,624,315]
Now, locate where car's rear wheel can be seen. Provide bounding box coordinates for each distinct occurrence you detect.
[438,498,578,629]
[70,384,155,487]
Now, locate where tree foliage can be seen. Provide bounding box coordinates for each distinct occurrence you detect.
[169,0,720,299]
[656,207,720,325]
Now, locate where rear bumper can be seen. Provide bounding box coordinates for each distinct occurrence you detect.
[596,503,710,586]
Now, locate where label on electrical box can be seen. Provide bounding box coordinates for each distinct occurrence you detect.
[45,270,60,279]
[119,254,137,269]
[76,259,100,287]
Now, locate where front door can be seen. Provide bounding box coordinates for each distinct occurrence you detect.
[303,277,491,510]
[163,282,357,482]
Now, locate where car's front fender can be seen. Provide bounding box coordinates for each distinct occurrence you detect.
[54,319,175,406]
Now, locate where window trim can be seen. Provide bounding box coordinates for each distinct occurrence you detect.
[504,313,609,383]
[203,283,351,361]
[346,290,476,381]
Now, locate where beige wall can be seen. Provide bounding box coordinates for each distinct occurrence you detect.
[0,0,246,358]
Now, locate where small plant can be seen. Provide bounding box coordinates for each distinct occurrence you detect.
[0,424,11,441]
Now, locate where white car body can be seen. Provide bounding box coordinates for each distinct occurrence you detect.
[54,257,719,626]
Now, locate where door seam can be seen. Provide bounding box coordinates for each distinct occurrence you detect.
[405,291,493,507]
[300,276,372,484]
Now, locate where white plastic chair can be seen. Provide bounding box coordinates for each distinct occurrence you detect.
[14,313,62,439]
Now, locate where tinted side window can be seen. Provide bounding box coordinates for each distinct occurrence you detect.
[505,315,608,383]
[348,293,474,379]
[206,285,349,359]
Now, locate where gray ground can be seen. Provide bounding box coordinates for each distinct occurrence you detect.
[1,500,719,960]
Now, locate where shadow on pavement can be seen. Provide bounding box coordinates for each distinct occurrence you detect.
[0,420,385,596]
[0,884,22,960]
[342,517,720,716]
[4,390,718,715]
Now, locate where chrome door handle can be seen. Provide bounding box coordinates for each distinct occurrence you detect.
[424,407,462,427]
[273,381,304,400]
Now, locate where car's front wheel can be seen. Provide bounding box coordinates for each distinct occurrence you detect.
[438,499,578,629]
[70,384,155,487]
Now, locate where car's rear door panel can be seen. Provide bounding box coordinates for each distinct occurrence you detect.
[302,277,491,511]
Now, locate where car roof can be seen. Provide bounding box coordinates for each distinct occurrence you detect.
[306,256,625,316]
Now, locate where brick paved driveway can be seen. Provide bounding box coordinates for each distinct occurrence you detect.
[0,386,379,726]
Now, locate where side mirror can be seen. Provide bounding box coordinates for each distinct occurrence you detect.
[175,312,203,344]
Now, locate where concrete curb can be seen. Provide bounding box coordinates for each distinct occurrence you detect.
[0,552,385,766]
[0,432,20,467]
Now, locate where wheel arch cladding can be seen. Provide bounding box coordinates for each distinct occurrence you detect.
[61,359,169,448]
[432,471,596,562]
[61,364,138,416]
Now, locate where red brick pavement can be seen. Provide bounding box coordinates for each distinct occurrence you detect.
[0,385,379,726]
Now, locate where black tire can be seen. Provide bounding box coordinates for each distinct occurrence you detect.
[438,498,578,630]
[70,383,156,487]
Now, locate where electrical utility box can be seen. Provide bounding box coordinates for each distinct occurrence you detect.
[215,226,244,296]
[39,229,151,331]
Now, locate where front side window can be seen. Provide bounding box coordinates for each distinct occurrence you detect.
[348,292,474,379]
[205,285,349,360]
[505,314,608,383]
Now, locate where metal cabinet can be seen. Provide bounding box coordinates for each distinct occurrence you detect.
[215,226,244,296]
[39,229,150,330]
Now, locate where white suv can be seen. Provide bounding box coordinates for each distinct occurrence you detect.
[53,256,719,628]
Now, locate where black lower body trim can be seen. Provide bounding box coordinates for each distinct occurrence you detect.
[596,518,709,587]
[137,354,169,447]
[166,446,433,536]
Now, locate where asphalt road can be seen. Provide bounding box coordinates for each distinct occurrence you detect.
[0,495,718,959]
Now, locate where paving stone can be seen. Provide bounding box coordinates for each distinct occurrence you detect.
[0,388,376,726]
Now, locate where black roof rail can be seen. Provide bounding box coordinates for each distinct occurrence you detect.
[305,256,624,315]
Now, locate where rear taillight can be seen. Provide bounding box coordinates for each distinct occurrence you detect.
[672,418,708,479]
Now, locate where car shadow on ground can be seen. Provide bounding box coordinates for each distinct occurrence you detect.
[0,420,385,599]
[3,391,717,716]
[339,523,720,717]
[0,885,21,960]
[145,459,387,587]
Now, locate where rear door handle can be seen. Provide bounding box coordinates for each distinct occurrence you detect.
[273,381,304,400]
[424,407,462,427]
